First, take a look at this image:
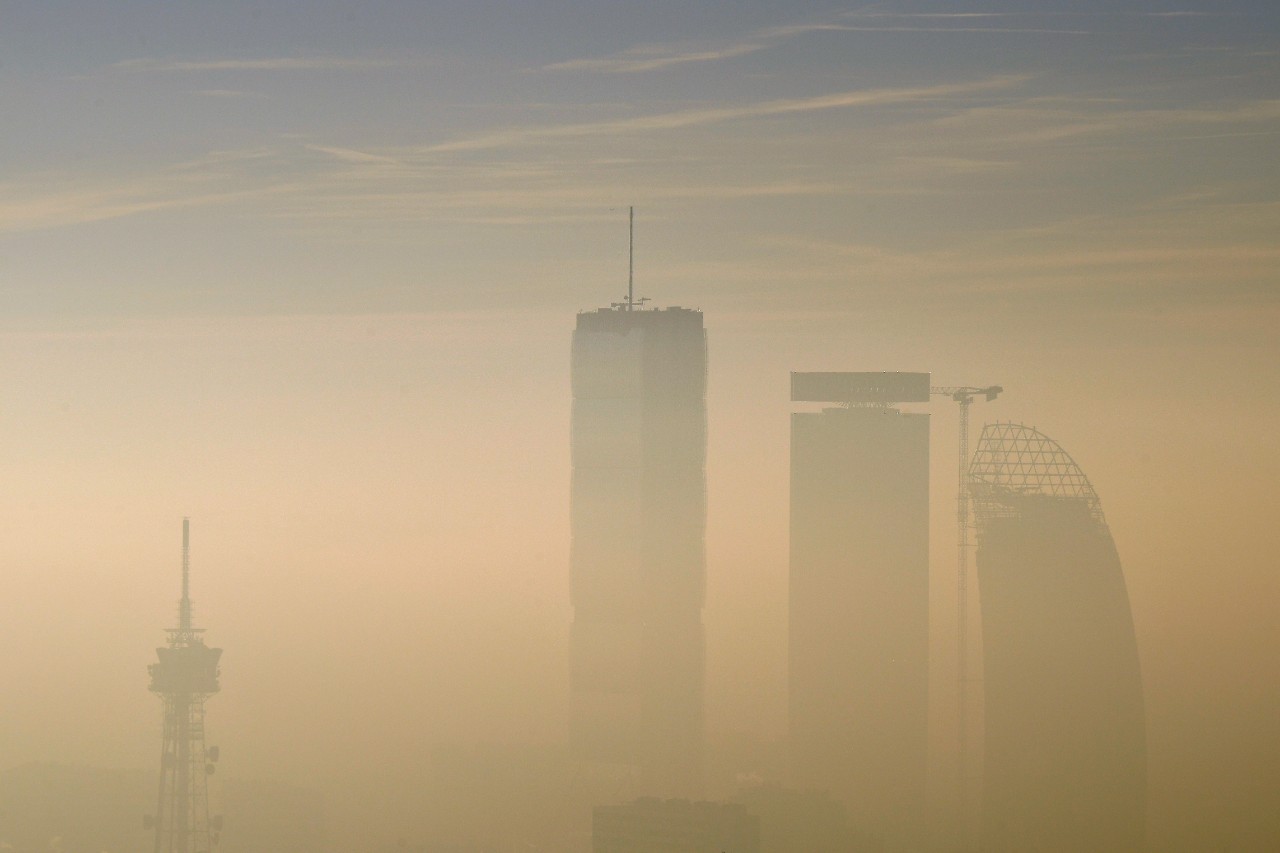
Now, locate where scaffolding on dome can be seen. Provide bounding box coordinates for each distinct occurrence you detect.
[969,422,1105,525]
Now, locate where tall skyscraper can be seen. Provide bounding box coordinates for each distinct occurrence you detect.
[970,423,1146,852]
[570,304,707,798]
[148,518,224,853]
[788,372,930,849]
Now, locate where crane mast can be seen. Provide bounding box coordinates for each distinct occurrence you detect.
[932,384,1002,844]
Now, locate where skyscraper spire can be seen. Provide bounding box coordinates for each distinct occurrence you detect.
[611,206,648,312]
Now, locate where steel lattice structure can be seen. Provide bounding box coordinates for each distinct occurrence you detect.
[969,422,1105,525]
[968,422,1145,851]
[149,519,223,853]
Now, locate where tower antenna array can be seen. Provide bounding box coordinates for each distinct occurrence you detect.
[179,519,192,633]
[147,518,223,853]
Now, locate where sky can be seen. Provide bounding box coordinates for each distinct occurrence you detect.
[1,1,1278,849]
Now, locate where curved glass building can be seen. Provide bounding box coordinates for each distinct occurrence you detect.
[971,423,1146,852]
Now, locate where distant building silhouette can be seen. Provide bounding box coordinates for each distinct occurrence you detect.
[788,372,930,848]
[0,762,150,852]
[733,784,882,853]
[593,798,758,853]
[970,423,1146,852]
[148,518,224,853]
[571,305,707,797]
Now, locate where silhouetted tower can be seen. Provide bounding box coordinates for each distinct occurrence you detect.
[570,209,705,797]
[970,424,1145,852]
[789,371,930,849]
[148,518,223,853]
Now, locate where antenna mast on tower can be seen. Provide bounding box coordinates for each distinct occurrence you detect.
[179,519,192,633]
[612,206,649,312]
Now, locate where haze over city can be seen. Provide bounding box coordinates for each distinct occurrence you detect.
[1,1,1278,851]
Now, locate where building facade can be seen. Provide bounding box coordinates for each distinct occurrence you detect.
[971,423,1146,852]
[593,798,759,853]
[788,372,930,849]
[570,306,707,797]
[733,784,882,853]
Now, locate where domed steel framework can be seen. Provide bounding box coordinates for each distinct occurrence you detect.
[969,423,1145,852]
[970,422,1105,524]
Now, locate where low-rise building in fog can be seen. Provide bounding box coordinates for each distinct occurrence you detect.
[593,797,758,853]
[733,784,882,853]
[0,762,150,853]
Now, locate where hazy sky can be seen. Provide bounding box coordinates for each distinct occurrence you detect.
[2,1,1278,848]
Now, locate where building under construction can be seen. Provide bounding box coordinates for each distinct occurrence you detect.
[788,371,930,849]
[570,303,707,798]
[148,518,223,853]
[970,423,1146,852]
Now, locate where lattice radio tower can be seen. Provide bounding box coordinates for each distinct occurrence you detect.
[147,518,223,852]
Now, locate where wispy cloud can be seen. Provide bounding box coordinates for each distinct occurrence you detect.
[920,97,1280,149]
[305,144,403,166]
[837,8,1088,32]
[0,139,847,234]
[0,72,1029,233]
[112,57,410,73]
[164,148,277,172]
[842,9,1218,19]
[544,16,1083,73]
[748,231,1280,305]
[426,75,1027,153]
[269,180,842,218]
[189,89,268,99]
[0,177,296,233]
[1124,10,1218,17]
[0,149,302,233]
[544,42,767,73]
[850,12,1011,18]
[542,23,853,73]
[834,26,1089,34]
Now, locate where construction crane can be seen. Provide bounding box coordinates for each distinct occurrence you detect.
[932,384,1002,839]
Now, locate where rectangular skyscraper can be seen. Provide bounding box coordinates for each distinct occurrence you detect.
[571,306,707,798]
[789,372,929,849]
